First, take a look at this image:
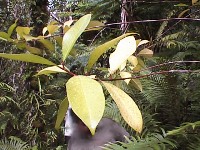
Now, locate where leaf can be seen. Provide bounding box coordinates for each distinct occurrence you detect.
[7,20,17,37]
[0,32,9,41]
[102,82,143,133]
[66,75,105,135]
[55,36,63,46]
[138,48,153,58]
[25,45,42,55]
[47,24,61,35]
[137,40,149,47]
[192,0,198,5]
[63,20,74,28]
[130,79,143,92]
[86,20,104,31]
[23,35,38,41]
[39,39,55,52]
[43,27,48,35]
[109,36,137,74]
[16,26,31,39]
[178,9,190,18]
[119,61,126,71]
[86,33,134,72]
[128,56,138,67]
[55,97,69,130]
[62,14,91,61]
[0,53,56,65]
[120,72,132,84]
[35,65,68,76]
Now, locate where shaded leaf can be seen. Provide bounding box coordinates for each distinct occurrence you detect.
[178,9,190,18]
[109,36,137,74]
[138,48,153,58]
[130,79,143,92]
[102,82,143,133]
[0,53,56,65]
[55,97,69,130]
[66,75,105,135]
[47,25,61,35]
[86,20,104,31]
[55,36,63,47]
[35,65,68,76]
[39,39,55,52]
[25,45,42,55]
[62,14,91,61]
[86,33,134,71]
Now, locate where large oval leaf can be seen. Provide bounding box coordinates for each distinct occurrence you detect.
[62,14,91,61]
[66,75,105,135]
[55,97,69,130]
[109,36,137,74]
[0,53,56,65]
[86,33,134,72]
[102,81,143,133]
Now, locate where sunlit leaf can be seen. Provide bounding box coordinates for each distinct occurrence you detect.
[120,72,132,84]
[109,36,137,74]
[119,61,126,71]
[86,33,134,72]
[39,39,55,52]
[43,27,48,35]
[192,0,198,5]
[138,48,153,58]
[130,79,143,92]
[63,20,74,28]
[128,56,138,67]
[0,53,56,65]
[66,75,105,135]
[137,40,149,47]
[55,97,69,130]
[86,20,104,31]
[35,65,68,76]
[62,14,91,61]
[47,24,61,35]
[102,82,143,133]
[23,35,38,41]
[16,26,31,39]
[8,20,17,37]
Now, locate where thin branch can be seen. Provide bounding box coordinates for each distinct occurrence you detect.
[99,69,199,81]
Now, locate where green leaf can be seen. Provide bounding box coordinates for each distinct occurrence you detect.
[86,20,104,31]
[47,24,61,35]
[39,39,55,52]
[0,32,9,41]
[62,14,91,61]
[66,75,105,135]
[130,79,143,92]
[86,33,134,72]
[25,45,42,55]
[109,36,137,74]
[0,53,56,65]
[16,26,31,39]
[35,65,68,76]
[102,82,143,133]
[55,97,69,130]
[7,20,17,37]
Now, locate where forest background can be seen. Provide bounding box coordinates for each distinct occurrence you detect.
[0,0,200,150]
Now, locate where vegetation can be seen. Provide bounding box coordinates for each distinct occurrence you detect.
[0,0,200,149]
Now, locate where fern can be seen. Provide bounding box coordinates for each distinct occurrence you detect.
[0,136,30,150]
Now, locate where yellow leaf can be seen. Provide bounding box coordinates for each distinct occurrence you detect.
[35,65,68,76]
[23,35,38,41]
[86,33,134,72]
[120,72,132,84]
[39,39,55,52]
[128,56,138,67]
[66,76,105,135]
[102,82,143,133]
[109,36,137,74]
[138,48,153,58]
[43,27,48,35]
[16,26,31,39]
[178,9,190,18]
[47,24,61,35]
[192,0,198,5]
